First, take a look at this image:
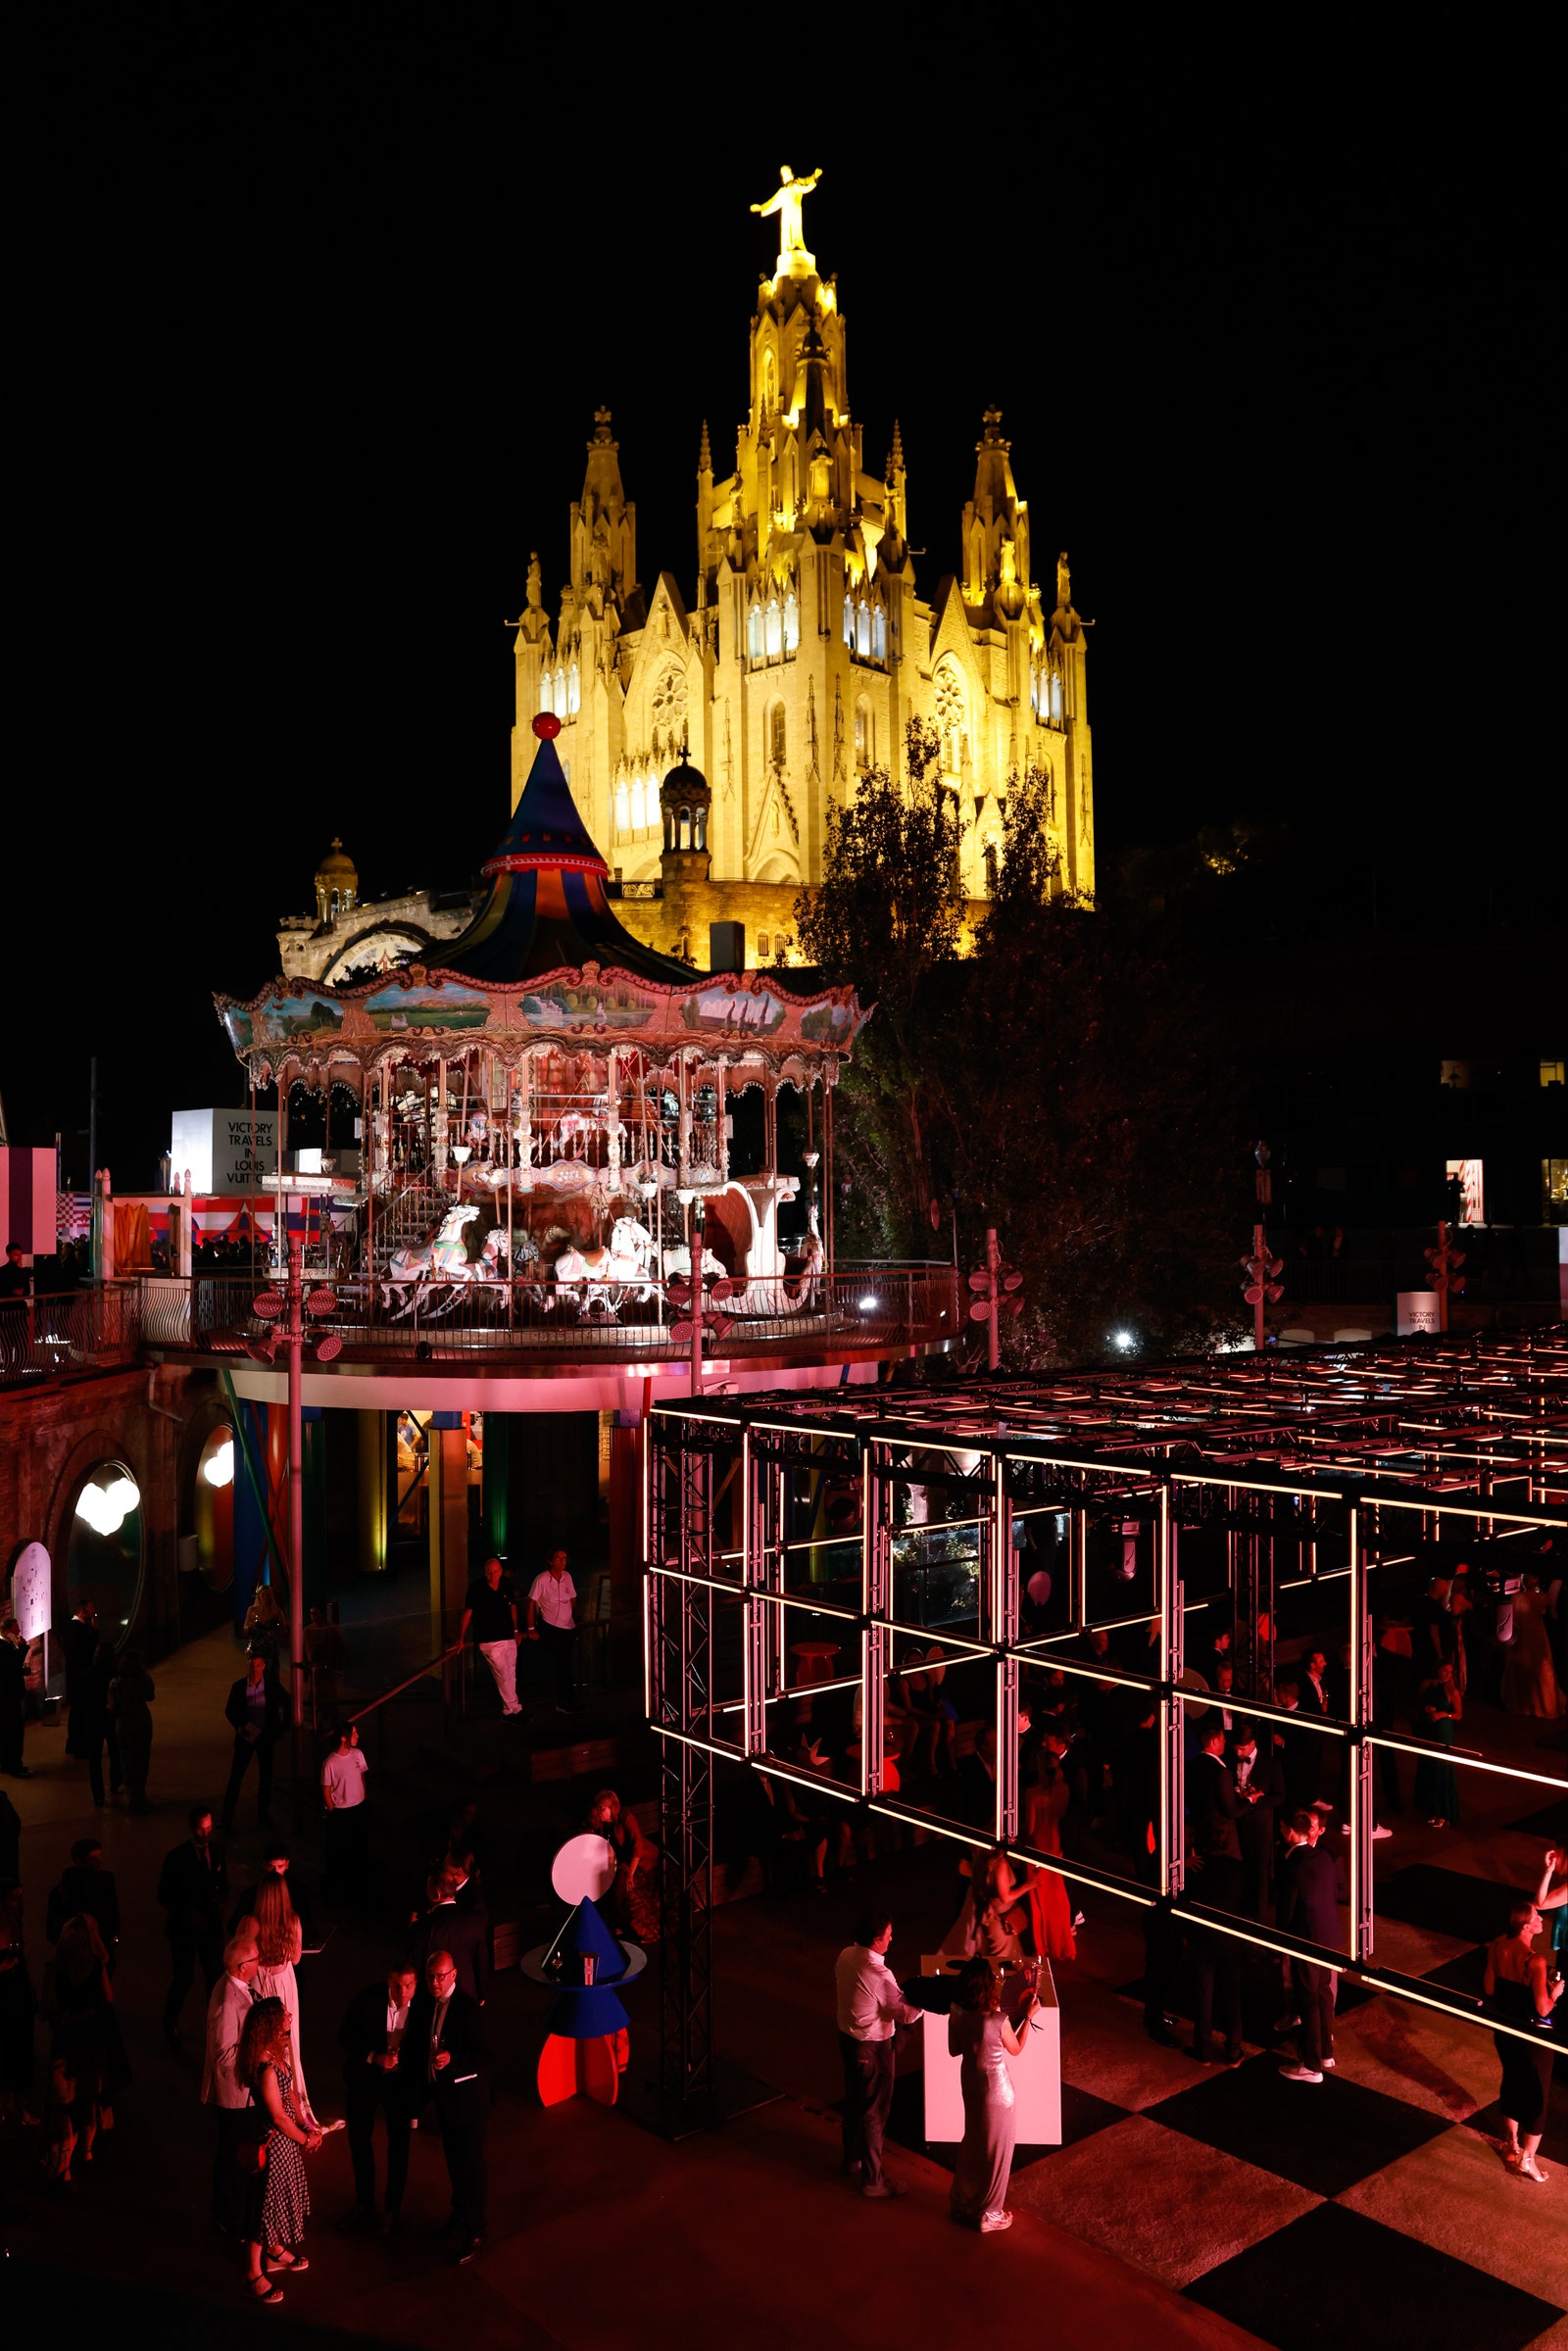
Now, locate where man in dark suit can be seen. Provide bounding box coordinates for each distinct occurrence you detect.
[220,1651,290,1831]
[1277,1807,1343,2082]
[337,1964,418,2235]
[1229,1729,1285,1924]
[1187,1727,1244,2064]
[62,1601,99,1758]
[157,1804,229,2047]
[400,1949,492,2263]
[0,1617,30,1778]
[407,1863,490,2006]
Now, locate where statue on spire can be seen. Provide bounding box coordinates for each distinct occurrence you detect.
[751,166,822,275]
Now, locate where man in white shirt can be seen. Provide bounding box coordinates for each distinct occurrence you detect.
[202,1931,260,2235]
[526,1548,578,1714]
[834,1911,921,2198]
[321,1719,370,1903]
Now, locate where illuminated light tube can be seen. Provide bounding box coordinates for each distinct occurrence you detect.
[1367,1736,1568,1792]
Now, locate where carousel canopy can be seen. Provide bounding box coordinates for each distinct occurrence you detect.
[440,717,695,988]
[214,714,870,1087]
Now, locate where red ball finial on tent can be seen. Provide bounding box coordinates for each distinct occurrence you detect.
[533,712,563,740]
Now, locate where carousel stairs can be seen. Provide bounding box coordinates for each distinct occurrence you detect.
[372,1180,446,1270]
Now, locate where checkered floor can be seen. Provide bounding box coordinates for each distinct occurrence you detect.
[879,1954,1567,2351]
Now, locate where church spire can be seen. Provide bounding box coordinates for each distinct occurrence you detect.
[697,418,712,473]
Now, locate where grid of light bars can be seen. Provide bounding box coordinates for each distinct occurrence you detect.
[645,1330,1568,2049]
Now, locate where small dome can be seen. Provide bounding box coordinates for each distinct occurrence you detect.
[316,837,357,882]
[660,752,710,806]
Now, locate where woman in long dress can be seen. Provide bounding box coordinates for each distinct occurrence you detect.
[1482,1900,1562,2182]
[948,1956,1041,2233]
[1501,1580,1565,1720]
[941,1847,1026,1966]
[1020,1760,1077,1963]
[236,1997,321,2303]
[1412,1663,1462,1827]
[42,1913,129,2160]
[246,1879,320,2130]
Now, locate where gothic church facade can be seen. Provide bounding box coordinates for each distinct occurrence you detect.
[510,170,1095,966]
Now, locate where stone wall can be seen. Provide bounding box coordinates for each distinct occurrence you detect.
[1,1362,228,1665]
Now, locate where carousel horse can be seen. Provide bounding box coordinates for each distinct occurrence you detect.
[552,1227,656,1319]
[663,1243,727,1283]
[380,1202,482,1316]
[609,1216,658,1298]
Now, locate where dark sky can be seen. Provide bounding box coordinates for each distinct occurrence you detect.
[12,20,1557,1189]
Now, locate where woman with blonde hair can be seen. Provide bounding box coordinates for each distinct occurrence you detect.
[247,1878,321,2131]
[236,1996,320,2301]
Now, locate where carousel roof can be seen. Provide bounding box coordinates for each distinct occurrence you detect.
[438,717,696,989]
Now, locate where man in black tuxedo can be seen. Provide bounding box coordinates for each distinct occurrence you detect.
[1229,1728,1285,1924]
[400,1949,491,2263]
[220,1651,290,1831]
[407,1863,491,2006]
[1187,1727,1244,2064]
[337,1964,418,2235]
[1277,1807,1342,2082]
[157,1805,229,2047]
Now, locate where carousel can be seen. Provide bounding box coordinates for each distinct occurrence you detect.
[212,717,868,1345]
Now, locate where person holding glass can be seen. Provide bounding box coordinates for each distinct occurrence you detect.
[948,1955,1041,2233]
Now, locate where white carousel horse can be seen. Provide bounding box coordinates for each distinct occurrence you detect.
[380,1202,482,1317]
[609,1216,658,1298]
[664,1244,727,1283]
[551,1226,657,1319]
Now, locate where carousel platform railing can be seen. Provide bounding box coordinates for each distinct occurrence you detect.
[0,1283,143,1389]
[161,1267,959,1364]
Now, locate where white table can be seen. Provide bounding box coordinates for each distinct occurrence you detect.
[918,1956,1061,2145]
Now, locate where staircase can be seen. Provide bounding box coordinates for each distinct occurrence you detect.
[372,1181,446,1270]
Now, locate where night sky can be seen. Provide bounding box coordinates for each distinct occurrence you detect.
[13,22,1555,1190]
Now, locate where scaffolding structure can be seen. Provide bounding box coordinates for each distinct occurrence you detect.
[646,1331,1568,2109]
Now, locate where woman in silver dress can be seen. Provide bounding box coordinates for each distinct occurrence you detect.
[948,1955,1041,2233]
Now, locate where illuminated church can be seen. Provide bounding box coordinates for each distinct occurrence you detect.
[280,167,1095,981]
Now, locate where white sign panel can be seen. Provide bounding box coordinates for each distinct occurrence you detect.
[1396,1290,1442,1336]
[171,1109,278,1195]
[11,1542,52,1642]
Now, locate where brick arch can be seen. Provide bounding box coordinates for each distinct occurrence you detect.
[43,1420,155,1635]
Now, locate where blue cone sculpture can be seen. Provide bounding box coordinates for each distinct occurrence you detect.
[542,1895,630,2038]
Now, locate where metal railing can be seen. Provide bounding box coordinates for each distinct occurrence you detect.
[153,1266,959,1365]
[0,1287,142,1389]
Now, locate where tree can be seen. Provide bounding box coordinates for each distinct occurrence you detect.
[802,728,1243,1363]
[795,720,963,1233]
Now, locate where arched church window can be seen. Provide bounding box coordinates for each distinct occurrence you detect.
[765,598,782,660]
[758,933,770,959]
[1050,671,1063,725]
[694,805,707,851]
[567,663,580,714]
[749,603,762,661]
[678,805,692,851]
[614,781,629,837]
[539,669,555,715]
[855,698,872,771]
[872,604,886,661]
[762,349,775,413]
[984,842,1000,896]
[629,777,646,832]
[843,594,853,648]
[555,667,567,713]
[769,703,786,768]
[783,590,799,654]
[855,601,870,658]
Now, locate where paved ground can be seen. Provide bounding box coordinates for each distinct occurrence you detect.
[3,1620,1565,2349]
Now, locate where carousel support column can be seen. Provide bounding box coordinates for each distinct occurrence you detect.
[357,1410,389,1575]
[482,1411,511,1561]
[717,1058,731,1186]
[435,1057,449,1186]
[607,1048,621,1192]
[427,1411,470,1657]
